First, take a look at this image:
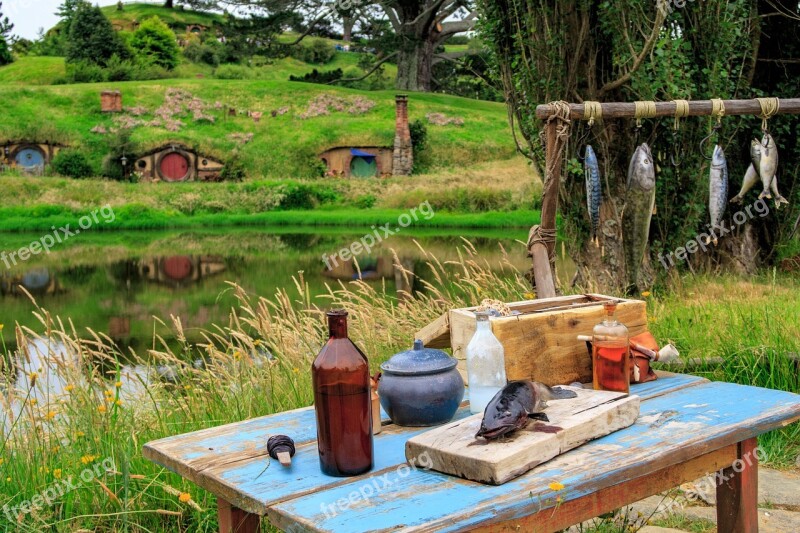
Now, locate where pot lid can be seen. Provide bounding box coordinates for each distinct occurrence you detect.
[380,339,457,376]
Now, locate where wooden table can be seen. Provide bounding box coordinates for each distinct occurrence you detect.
[143,373,800,532]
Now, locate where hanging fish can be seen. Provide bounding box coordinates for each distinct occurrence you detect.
[706,144,728,245]
[771,176,789,209]
[750,133,778,200]
[584,145,602,246]
[622,143,656,294]
[730,164,758,204]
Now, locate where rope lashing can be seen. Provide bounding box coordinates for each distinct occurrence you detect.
[756,97,780,132]
[710,98,726,126]
[583,101,603,127]
[527,225,558,262]
[672,99,690,131]
[633,100,657,128]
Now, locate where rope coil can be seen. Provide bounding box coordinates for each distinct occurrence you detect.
[634,101,657,127]
[672,99,690,130]
[527,225,558,262]
[583,101,603,127]
[756,97,780,132]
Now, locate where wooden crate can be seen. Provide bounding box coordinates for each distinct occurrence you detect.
[415,294,648,387]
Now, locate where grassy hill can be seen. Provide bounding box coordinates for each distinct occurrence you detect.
[0,73,515,179]
[101,2,224,32]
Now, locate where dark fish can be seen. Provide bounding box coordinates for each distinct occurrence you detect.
[475,380,577,440]
[584,145,602,246]
[622,143,656,293]
[706,144,728,245]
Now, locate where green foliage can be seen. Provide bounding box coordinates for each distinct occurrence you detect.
[289,68,343,84]
[51,150,94,178]
[183,38,224,66]
[275,182,340,210]
[0,36,11,66]
[129,16,180,70]
[354,194,377,209]
[291,38,335,65]
[213,64,254,79]
[63,59,106,82]
[409,119,428,151]
[66,2,128,66]
[220,153,246,181]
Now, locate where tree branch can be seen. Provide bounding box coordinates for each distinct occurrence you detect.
[437,13,476,39]
[327,52,398,84]
[598,6,666,96]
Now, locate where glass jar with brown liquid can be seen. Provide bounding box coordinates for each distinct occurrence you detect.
[312,310,374,476]
[592,301,630,393]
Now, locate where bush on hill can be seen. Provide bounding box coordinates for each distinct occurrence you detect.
[129,16,180,70]
[66,2,128,67]
[290,38,335,65]
[51,150,94,178]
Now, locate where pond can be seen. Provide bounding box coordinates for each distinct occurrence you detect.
[0,226,574,352]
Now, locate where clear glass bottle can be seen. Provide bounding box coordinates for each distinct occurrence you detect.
[465,311,507,414]
[312,310,373,476]
[592,301,630,393]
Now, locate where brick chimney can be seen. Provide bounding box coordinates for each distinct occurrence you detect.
[392,94,413,176]
[100,90,122,113]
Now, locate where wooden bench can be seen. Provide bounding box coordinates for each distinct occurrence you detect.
[143,373,800,532]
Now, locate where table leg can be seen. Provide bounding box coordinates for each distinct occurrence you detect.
[218,498,260,533]
[716,437,759,533]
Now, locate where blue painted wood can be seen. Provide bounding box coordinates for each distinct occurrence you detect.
[632,372,707,400]
[15,148,44,168]
[269,381,800,532]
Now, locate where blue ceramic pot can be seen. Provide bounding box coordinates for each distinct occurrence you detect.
[378,339,465,427]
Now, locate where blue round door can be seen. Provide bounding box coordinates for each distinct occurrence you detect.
[15,148,45,169]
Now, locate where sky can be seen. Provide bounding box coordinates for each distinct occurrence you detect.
[5,0,120,40]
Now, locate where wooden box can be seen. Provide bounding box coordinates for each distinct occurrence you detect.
[415,294,648,387]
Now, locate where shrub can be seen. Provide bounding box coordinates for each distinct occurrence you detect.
[65,60,107,83]
[51,151,94,179]
[354,194,377,209]
[0,36,11,66]
[129,17,180,70]
[289,68,343,84]
[214,64,254,79]
[104,54,136,81]
[409,119,428,151]
[184,40,223,67]
[291,38,335,64]
[221,155,247,182]
[276,182,339,210]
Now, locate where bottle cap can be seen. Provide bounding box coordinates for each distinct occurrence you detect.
[603,300,618,313]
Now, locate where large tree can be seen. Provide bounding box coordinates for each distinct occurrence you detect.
[479,0,800,292]
[66,2,128,66]
[0,1,13,65]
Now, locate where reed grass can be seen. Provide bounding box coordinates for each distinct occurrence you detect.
[0,246,797,531]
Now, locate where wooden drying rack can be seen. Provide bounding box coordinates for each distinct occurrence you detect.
[530,97,800,298]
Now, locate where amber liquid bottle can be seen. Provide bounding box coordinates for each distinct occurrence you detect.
[592,301,630,393]
[312,310,373,477]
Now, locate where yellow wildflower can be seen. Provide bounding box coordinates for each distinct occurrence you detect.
[253,339,261,346]
[81,454,97,465]
[233,350,242,360]
[0,458,4,466]
[293,367,299,374]
[53,469,62,480]
[51,446,60,453]
[29,371,38,387]
[98,405,107,414]
[115,381,122,388]
[179,492,192,503]
[184,385,191,391]
[115,400,122,406]
[649,316,657,323]
[5,477,9,482]
[75,431,85,438]
[65,384,74,392]
[641,291,651,297]
[548,482,565,491]
[30,398,37,406]
[524,292,535,299]
[45,411,56,421]
[0,323,4,331]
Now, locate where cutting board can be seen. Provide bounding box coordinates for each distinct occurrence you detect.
[405,386,640,485]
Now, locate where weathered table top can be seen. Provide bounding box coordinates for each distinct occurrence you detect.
[143,373,800,532]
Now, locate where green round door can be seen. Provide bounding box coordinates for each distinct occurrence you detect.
[350,156,377,178]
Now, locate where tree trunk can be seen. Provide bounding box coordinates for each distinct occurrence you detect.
[342,16,354,42]
[395,36,434,92]
[164,0,173,8]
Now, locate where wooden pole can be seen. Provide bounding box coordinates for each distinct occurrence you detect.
[535,98,800,120]
[529,120,563,299]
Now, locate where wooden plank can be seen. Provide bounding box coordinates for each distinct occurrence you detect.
[450,298,647,386]
[267,381,800,532]
[535,98,800,120]
[218,498,260,533]
[415,311,450,349]
[469,443,739,533]
[406,388,640,485]
[531,119,563,296]
[717,438,759,533]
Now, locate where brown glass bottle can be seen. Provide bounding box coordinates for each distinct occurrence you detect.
[312,310,373,477]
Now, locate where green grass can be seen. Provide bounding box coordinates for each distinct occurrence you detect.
[0,56,67,85]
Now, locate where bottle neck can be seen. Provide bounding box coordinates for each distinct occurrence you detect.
[327,313,348,339]
[475,316,491,331]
